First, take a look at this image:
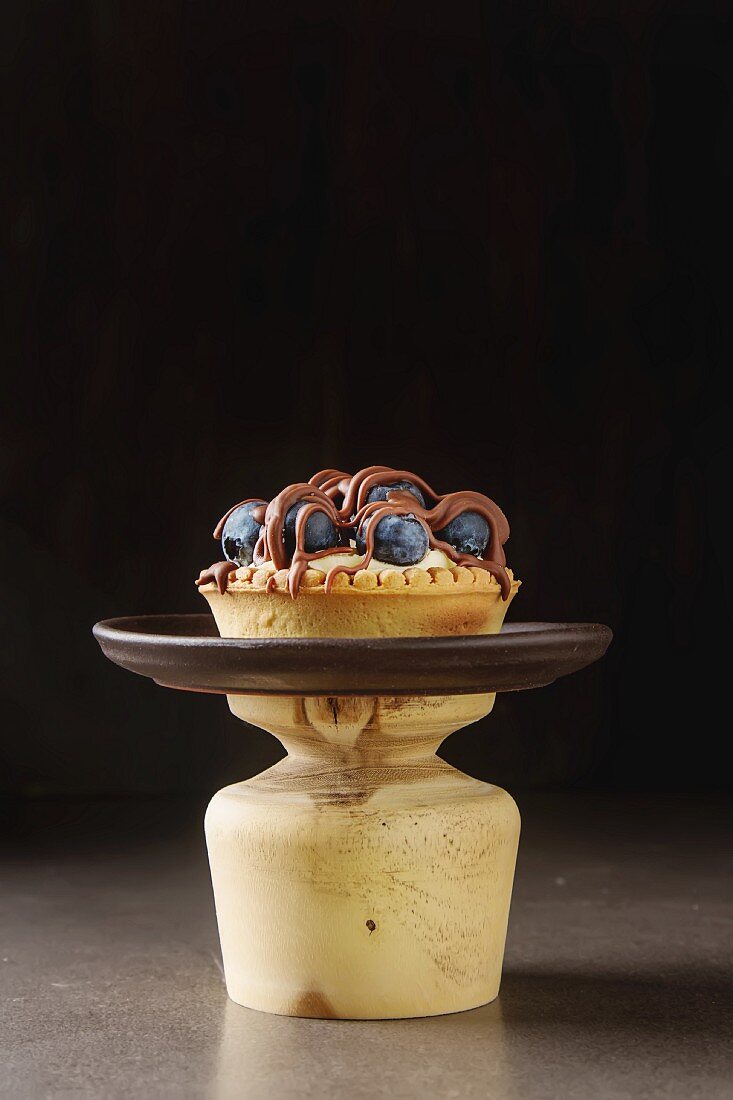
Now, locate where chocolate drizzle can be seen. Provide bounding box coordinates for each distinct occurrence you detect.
[196,560,236,595]
[257,485,354,599]
[308,469,353,498]
[199,466,513,600]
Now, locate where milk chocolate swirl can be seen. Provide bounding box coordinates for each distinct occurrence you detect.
[197,466,512,600]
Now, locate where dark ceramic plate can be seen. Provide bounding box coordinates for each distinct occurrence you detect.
[93,615,612,697]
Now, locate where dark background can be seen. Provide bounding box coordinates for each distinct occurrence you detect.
[2,3,730,800]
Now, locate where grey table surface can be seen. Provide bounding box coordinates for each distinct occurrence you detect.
[1,793,731,1099]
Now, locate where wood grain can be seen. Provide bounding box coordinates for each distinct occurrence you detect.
[205,693,520,1019]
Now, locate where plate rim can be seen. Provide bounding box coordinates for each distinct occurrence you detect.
[93,614,612,697]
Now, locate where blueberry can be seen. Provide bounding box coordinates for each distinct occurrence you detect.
[434,511,490,557]
[365,479,426,509]
[356,513,429,565]
[284,501,338,557]
[221,500,267,566]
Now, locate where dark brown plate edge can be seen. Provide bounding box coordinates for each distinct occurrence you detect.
[93,616,612,697]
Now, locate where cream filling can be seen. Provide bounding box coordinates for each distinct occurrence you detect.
[255,547,454,576]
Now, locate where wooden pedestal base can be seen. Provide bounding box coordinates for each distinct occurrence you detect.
[95,617,611,1018]
[205,693,520,1019]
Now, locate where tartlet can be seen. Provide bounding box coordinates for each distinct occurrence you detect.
[196,465,520,638]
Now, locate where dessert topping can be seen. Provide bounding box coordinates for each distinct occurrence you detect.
[197,466,511,599]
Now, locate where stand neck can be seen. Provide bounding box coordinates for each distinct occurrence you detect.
[227,693,495,805]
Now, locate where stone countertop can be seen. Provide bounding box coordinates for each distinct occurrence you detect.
[1,793,730,1099]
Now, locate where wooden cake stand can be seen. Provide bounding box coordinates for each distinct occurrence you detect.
[94,615,611,1020]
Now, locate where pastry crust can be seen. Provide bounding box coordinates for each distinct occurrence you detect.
[198,565,520,638]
